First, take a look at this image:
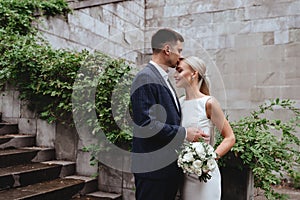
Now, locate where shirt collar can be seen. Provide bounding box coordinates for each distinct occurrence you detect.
[150,60,169,80]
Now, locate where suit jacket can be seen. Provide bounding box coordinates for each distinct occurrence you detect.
[130,63,186,180]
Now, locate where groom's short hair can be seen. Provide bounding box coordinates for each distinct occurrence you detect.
[151,28,184,54]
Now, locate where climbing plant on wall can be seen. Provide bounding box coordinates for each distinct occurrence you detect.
[0,0,133,146]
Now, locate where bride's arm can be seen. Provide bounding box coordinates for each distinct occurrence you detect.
[206,97,235,158]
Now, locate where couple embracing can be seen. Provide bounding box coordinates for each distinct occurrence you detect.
[130,28,236,200]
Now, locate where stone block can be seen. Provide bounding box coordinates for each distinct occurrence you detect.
[41,31,71,50]
[213,8,245,23]
[69,11,95,31]
[36,119,56,148]
[123,29,144,50]
[216,48,236,62]
[226,108,254,121]
[284,43,300,57]
[0,93,2,114]
[123,1,144,18]
[258,45,284,61]
[224,35,235,48]
[122,172,135,189]
[251,18,281,33]
[289,28,300,42]
[296,15,300,28]
[146,0,166,8]
[245,2,290,20]
[69,25,105,49]
[226,89,251,106]
[250,86,283,102]
[48,16,70,39]
[98,164,122,193]
[222,73,256,90]
[121,5,144,25]
[18,118,37,134]
[122,188,135,200]
[145,18,158,27]
[20,100,36,119]
[12,91,20,119]
[281,86,300,99]
[93,20,109,38]
[102,9,114,26]
[235,33,264,48]
[256,72,284,86]
[289,1,300,15]
[146,8,153,19]
[202,35,226,50]
[55,123,78,161]
[285,60,300,85]
[274,30,289,44]
[89,6,103,22]
[76,150,98,176]
[163,4,189,18]
[1,91,14,118]
[166,0,192,5]
[152,7,164,20]
[263,32,274,45]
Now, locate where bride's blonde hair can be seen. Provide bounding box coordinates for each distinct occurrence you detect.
[183,56,210,95]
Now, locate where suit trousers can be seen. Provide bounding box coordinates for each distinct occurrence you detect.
[134,175,181,200]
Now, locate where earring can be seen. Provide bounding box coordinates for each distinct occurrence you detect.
[191,77,194,81]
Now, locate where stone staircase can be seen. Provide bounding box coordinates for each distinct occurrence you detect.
[0,115,121,200]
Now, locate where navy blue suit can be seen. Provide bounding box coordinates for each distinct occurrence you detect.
[130,63,186,200]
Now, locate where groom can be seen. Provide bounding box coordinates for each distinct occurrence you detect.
[130,28,205,200]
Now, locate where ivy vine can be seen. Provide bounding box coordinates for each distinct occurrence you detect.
[0,0,133,146]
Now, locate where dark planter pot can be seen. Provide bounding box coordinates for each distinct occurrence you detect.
[220,152,254,200]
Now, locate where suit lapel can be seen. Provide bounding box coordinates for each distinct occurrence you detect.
[148,64,181,116]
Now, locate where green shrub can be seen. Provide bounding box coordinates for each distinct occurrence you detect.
[217,99,300,199]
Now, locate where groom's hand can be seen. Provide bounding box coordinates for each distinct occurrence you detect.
[186,127,210,142]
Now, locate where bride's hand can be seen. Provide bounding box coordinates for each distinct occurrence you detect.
[200,132,210,143]
[186,127,210,142]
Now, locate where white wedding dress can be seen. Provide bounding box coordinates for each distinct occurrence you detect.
[180,96,221,200]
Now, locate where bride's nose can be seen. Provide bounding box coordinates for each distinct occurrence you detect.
[174,71,178,78]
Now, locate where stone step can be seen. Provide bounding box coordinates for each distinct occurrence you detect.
[42,161,76,178]
[72,191,122,200]
[0,122,18,135]
[0,135,13,145]
[0,162,62,190]
[86,191,122,200]
[66,175,98,196]
[0,134,35,149]
[0,178,85,200]
[0,148,38,168]
[22,147,55,163]
[0,147,55,167]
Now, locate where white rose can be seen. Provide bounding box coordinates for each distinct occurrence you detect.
[192,142,202,148]
[202,165,210,173]
[192,160,203,169]
[207,146,214,154]
[183,152,194,162]
[196,148,206,159]
[207,159,216,171]
[195,168,202,176]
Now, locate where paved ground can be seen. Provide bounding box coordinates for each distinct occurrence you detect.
[254,186,300,200]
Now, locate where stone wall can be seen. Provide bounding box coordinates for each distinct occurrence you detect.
[38,0,145,62]
[145,0,300,121]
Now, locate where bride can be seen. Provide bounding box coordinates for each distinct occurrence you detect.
[174,56,236,200]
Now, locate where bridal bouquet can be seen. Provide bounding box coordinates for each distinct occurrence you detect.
[177,140,217,182]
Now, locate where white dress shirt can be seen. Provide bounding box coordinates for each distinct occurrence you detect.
[150,61,179,110]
